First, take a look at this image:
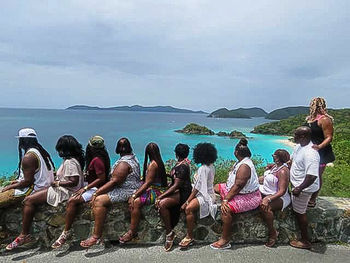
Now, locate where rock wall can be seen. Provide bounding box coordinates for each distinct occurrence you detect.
[0,196,349,248]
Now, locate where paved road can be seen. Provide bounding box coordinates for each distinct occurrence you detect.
[0,243,349,263]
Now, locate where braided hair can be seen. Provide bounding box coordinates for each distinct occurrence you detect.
[18,137,55,177]
[307,97,333,122]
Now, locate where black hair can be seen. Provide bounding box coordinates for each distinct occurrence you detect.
[55,135,85,170]
[174,143,190,159]
[274,149,290,164]
[142,142,167,187]
[193,143,218,165]
[85,144,111,176]
[235,138,252,158]
[115,137,133,155]
[18,137,55,176]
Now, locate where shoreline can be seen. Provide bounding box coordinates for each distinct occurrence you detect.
[276,137,296,148]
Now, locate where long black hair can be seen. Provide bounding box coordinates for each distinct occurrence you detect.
[85,144,111,175]
[142,142,167,187]
[18,137,55,176]
[55,135,85,170]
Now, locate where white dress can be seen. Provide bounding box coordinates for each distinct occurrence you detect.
[193,164,217,219]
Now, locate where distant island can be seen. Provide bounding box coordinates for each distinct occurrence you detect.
[208,107,267,119]
[265,106,309,120]
[175,123,247,139]
[67,105,207,114]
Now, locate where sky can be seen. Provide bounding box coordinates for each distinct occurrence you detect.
[0,0,349,112]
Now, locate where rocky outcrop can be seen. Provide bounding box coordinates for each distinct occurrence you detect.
[0,197,349,249]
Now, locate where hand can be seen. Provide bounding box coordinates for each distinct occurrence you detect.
[73,188,85,198]
[312,144,321,151]
[51,181,60,187]
[265,164,274,170]
[260,197,271,212]
[1,185,13,192]
[292,187,302,196]
[90,193,97,208]
[181,201,188,211]
[258,176,264,184]
[221,201,230,215]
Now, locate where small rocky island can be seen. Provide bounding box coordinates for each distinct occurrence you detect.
[175,123,247,139]
[175,123,215,135]
[216,130,247,139]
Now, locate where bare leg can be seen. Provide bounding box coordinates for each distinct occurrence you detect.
[260,198,283,245]
[158,193,180,234]
[310,165,326,205]
[129,198,143,235]
[92,194,112,238]
[295,212,309,243]
[21,189,48,236]
[64,195,84,231]
[213,184,220,194]
[213,210,233,246]
[184,198,200,239]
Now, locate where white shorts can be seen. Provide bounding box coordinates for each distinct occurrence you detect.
[81,187,98,202]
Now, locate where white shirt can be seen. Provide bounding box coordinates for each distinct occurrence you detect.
[226,157,259,194]
[290,142,320,193]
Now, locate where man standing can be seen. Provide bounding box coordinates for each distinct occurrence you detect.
[289,126,320,249]
[0,128,54,208]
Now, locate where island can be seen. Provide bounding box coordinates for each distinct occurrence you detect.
[175,123,215,135]
[67,105,207,114]
[216,130,247,139]
[265,106,309,120]
[208,107,267,118]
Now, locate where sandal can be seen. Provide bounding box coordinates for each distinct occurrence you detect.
[179,236,194,249]
[6,234,33,251]
[51,230,70,249]
[119,230,137,244]
[164,231,176,252]
[80,236,103,248]
[265,231,279,248]
[289,240,311,250]
[210,241,231,250]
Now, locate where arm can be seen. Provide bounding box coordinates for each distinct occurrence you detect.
[181,188,199,210]
[268,168,290,201]
[131,162,157,199]
[157,178,183,200]
[223,164,251,201]
[2,153,37,192]
[94,162,130,196]
[83,159,107,191]
[292,174,317,196]
[313,117,333,150]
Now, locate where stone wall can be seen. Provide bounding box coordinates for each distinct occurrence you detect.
[0,196,349,249]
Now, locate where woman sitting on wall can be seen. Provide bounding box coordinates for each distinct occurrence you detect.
[6,135,85,250]
[259,149,291,247]
[119,142,168,243]
[179,143,218,249]
[155,143,192,251]
[211,139,261,250]
[51,136,110,249]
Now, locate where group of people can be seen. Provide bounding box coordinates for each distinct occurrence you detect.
[0,97,334,252]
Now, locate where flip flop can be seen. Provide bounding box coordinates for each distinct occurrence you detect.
[265,231,279,247]
[289,240,311,250]
[210,241,231,250]
[179,237,194,249]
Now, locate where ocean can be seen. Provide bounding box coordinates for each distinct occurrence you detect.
[0,108,292,177]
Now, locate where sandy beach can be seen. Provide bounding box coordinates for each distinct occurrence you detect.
[276,137,296,148]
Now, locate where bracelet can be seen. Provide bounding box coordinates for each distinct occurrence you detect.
[267,197,272,203]
[185,201,189,205]
[223,199,228,203]
[132,194,137,199]
[93,192,98,197]
[84,185,89,191]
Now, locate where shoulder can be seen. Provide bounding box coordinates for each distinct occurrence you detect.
[22,152,39,167]
[319,115,333,126]
[278,167,290,177]
[115,160,131,172]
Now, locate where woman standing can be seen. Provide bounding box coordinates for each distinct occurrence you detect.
[155,143,192,251]
[179,143,217,249]
[6,135,85,250]
[119,142,168,243]
[259,149,291,247]
[51,135,110,249]
[306,97,335,207]
[211,139,261,249]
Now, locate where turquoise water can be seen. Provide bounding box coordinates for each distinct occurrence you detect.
[0,108,292,177]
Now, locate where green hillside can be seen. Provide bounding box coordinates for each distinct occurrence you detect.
[266,106,309,120]
[208,107,267,118]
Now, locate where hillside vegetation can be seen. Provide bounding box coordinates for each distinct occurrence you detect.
[252,109,350,197]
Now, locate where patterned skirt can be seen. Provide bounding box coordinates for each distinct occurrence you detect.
[218,183,261,213]
[139,184,166,205]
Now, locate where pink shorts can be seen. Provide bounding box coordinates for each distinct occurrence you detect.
[218,183,262,213]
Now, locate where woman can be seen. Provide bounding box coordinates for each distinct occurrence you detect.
[179,143,217,249]
[51,135,110,249]
[306,97,335,207]
[80,137,142,248]
[210,139,261,250]
[155,143,192,251]
[259,149,291,247]
[119,142,168,243]
[6,135,85,250]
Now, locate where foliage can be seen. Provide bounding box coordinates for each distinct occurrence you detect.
[175,123,215,135]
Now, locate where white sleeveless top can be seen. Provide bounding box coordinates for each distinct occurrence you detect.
[14,148,54,196]
[226,157,259,194]
[259,164,288,195]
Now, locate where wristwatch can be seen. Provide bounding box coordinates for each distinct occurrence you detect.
[132,194,137,199]
[84,185,89,191]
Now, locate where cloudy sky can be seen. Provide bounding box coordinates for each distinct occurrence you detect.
[0,0,349,112]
